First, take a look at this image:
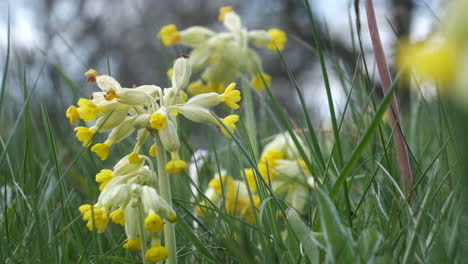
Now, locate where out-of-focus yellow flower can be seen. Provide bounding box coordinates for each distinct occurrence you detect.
[218,115,239,138]
[158,24,181,46]
[218,6,233,21]
[397,37,458,84]
[267,29,287,51]
[251,73,271,91]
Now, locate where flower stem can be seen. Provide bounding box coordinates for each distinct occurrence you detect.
[153,133,177,264]
[364,0,414,198]
[241,78,259,158]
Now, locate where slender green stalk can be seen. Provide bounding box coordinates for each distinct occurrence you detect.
[241,78,259,158]
[153,133,177,264]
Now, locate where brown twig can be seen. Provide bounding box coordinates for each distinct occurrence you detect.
[364,0,414,198]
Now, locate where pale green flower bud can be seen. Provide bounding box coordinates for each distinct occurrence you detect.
[172,57,191,91]
[158,118,179,153]
[114,154,145,176]
[117,88,151,105]
[133,114,151,129]
[177,105,217,123]
[107,116,137,144]
[224,12,242,32]
[189,46,211,73]
[248,30,271,46]
[180,26,215,47]
[185,92,221,108]
[95,111,127,131]
[96,75,121,93]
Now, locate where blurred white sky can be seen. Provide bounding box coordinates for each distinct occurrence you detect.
[0,0,442,121]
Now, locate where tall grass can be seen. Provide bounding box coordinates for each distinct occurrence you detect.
[1,2,467,263]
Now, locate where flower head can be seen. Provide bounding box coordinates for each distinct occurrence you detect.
[159,24,181,46]
[218,115,239,138]
[251,73,271,91]
[66,105,79,124]
[267,29,287,51]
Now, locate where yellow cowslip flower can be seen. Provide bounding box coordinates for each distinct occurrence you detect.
[251,73,271,91]
[123,238,142,251]
[84,69,98,83]
[149,144,157,157]
[218,115,239,138]
[220,83,241,109]
[158,24,181,46]
[95,169,113,191]
[397,37,458,84]
[244,168,257,190]
[166,67,173,79]
[109,208,125,226]
[145,245,169,262]
[260,148,284,168]
[218,6,233,21]
[150,113,167,130]
[258,163,276,181]
[128,152,140,164]
[91,142,111,160]
[208,175,229,195]
[195,201,207,216]
[74,126,97,147]
[267,29,287,51]
[77,98,99,122]
[66,105,79,124]
[165,159,188,173]
[144,213,163,232]
[79,204,109,233]
[187,82,205,96]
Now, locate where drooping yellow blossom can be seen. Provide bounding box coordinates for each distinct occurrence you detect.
[123,238,142,251]
[267,29,287,51]
[187,82,206,96]
[258,163,276,180]
[220,83,241,109]
[166,67,174,79]
[260,148,284,168]
[144,213,163,232]
[84,69,99,83]
[149,144,157,157]
[158,24,181,46]
[244,168,257,190]
[165,159,188,173]
[79,204,109,233]
[77,98,99,122]
[251,73,271,91]
[208,175,235,195]
[95,169,113,191]
[397,37,458,83]
[74,126,97,147]
[218,6,233,21]
[109,208,125,226]
[91,142,111,160]
[218,115,239,138]
[145,245,169,262]
[196,201,207,216]
[66,105,79,124]
[150,113,167,130]
[128,152,140,164]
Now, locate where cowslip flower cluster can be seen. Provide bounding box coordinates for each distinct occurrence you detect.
[251,133,315,212]
[197,133,315,221]
[78,156,175,261]
[158,6,287,94]
[67,57,242,261]
[196,170,261,224]
[66,57,241,168]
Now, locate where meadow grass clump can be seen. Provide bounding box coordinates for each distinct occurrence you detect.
[1,1,468,263]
